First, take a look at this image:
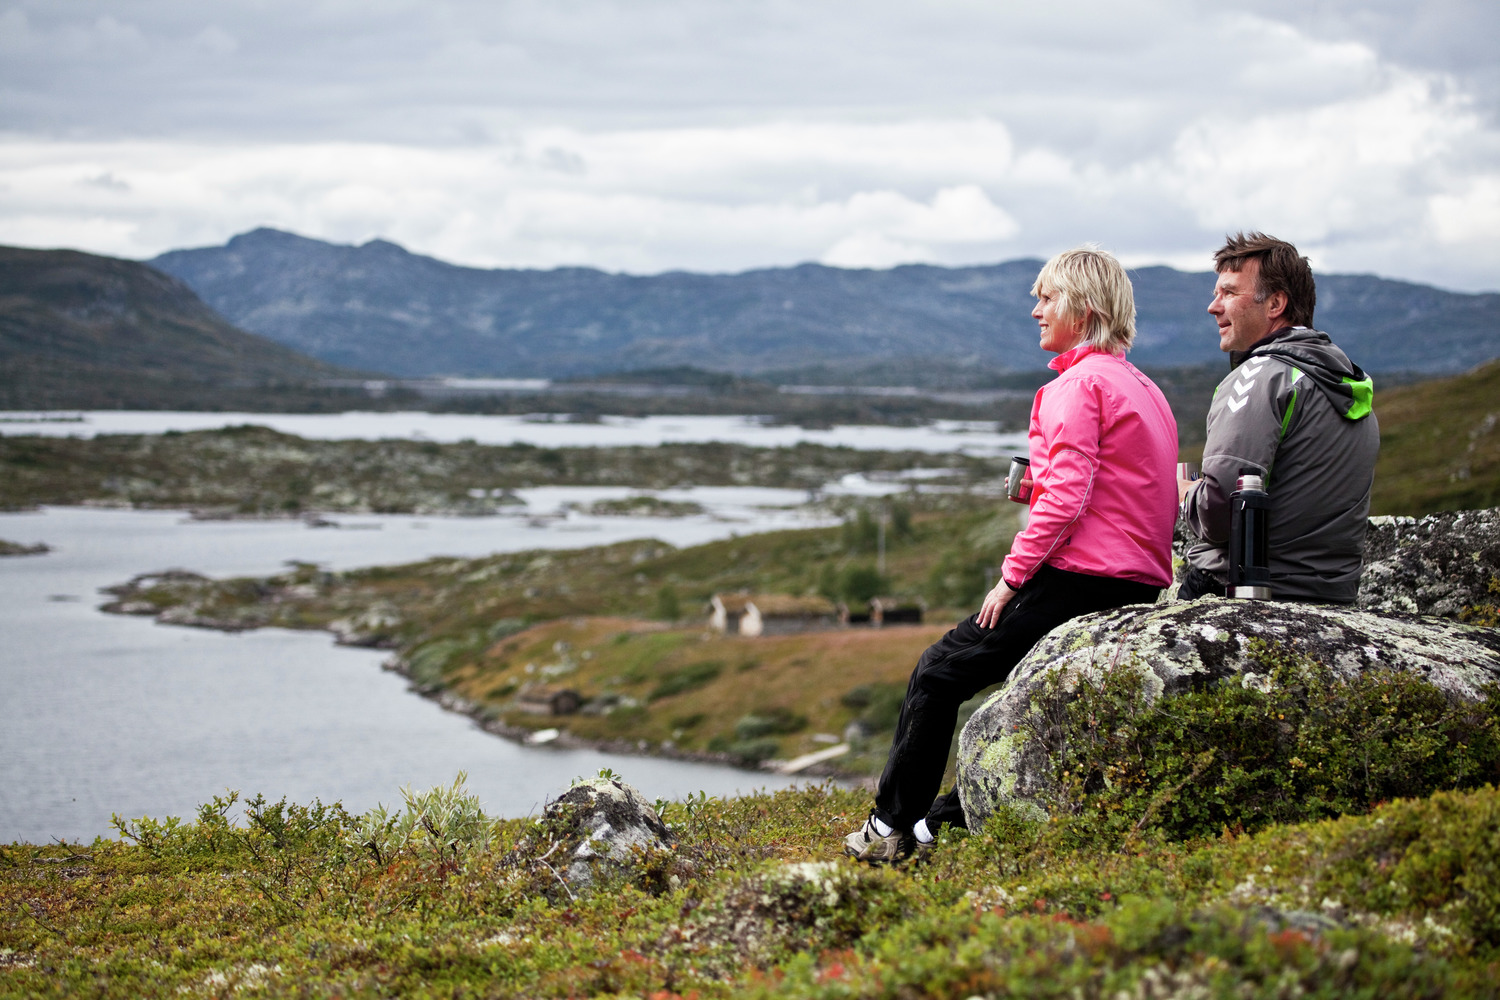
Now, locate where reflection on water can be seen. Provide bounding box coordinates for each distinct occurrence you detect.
[0,504,817,844]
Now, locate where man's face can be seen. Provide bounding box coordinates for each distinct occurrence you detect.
[1208,258,1281,353]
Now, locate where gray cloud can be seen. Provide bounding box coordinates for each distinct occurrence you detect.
[0,1,1497,290]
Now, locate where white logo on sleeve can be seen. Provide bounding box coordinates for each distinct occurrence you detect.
[1226,360,1268,412]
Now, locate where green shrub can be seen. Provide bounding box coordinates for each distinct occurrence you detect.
[1034,639,1500,845]
[706,733,782,762]
[734,707,808,740]
[841,681,907,733]
[838,563,885,604]
[347,772,491,867]
[487,617,528,641]
[404,637,472,687]
[649,659,724,700]
[1460,576,1500,626]
[925,549,988,609]
[653,583,681,620]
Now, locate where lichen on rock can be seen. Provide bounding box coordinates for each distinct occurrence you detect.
[1358,509,1500,617]
[509,776,675,896]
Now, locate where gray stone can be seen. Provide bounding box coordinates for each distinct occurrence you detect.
[956,598,1500,829]
[1357,509,1500,617]
[530,777,674,892]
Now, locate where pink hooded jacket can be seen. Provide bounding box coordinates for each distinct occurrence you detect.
[1001,344,1178,590]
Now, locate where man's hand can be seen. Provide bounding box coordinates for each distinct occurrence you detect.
[1177,476,1196,504]
[977,579,1017,629]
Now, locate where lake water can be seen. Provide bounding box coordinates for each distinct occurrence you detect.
[0,491,855,845]
[0,410,1027,456]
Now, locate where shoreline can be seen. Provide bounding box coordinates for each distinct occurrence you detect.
[385,652,865,786]
[102,596,867,786]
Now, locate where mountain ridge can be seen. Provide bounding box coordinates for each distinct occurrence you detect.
[151,227,1500,380]
[0,244,361,409]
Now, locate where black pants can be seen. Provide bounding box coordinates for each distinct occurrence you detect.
[873,564,1160,832]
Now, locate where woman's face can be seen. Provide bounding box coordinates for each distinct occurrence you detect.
[1032,287,1086,354]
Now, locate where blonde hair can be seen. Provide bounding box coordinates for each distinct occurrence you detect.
[1030,246,1137,353]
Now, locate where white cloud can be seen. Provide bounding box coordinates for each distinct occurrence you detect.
[0,124,1029,272]
[0,1,1496,288]
[1428,177,1500,245]
[1167,73,1477,239]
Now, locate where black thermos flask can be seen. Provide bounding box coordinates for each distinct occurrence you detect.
[1228,469,1272,599]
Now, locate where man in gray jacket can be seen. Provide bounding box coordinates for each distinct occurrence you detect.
[1178,232,1379,603]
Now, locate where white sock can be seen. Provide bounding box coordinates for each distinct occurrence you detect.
[871,815,894,838]
[913,818,935,844]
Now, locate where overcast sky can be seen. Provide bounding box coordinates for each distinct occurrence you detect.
[2,0,1497,289]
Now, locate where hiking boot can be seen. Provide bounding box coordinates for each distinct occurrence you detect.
[843,813,916,865]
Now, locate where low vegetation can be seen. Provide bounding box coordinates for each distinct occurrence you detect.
[5,765,1500,996]
[7,635,1500,995]
[0,426,999,514]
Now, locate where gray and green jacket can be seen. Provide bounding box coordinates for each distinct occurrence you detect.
[1182,327,1379,603]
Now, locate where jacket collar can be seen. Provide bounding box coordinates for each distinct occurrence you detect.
[1049,343,1115,373]
[1230,326,1299,370]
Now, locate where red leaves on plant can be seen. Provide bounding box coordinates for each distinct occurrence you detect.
[1268,928,1312,961]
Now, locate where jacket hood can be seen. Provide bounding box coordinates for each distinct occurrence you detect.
[1235,327,1374,421]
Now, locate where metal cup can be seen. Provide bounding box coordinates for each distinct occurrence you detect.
[1176,462,1201,481]
[1005,456,1032,503]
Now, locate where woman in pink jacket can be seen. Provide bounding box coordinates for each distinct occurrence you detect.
[846,247,1179,864]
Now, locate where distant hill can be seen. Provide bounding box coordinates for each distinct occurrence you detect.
[0,245,359,409]
[1371,358,1500,515]
[152,228,1500,379]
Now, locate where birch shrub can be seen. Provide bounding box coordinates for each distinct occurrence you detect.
[1032,638,1500,846]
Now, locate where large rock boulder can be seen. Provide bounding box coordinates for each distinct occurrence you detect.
[1358,509,1500,617]
[956,598,1500,829]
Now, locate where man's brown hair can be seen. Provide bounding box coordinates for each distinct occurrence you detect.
[1213,231,1316,328]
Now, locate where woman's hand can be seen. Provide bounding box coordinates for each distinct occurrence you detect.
[977,579,1017,629]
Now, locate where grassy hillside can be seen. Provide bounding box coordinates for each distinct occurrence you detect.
[1371,359,1500,514]
[0,245,360,409]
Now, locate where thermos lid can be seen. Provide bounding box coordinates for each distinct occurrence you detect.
[1236,473,1264,493]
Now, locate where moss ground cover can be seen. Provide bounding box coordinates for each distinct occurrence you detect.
[5,777,1500,998]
